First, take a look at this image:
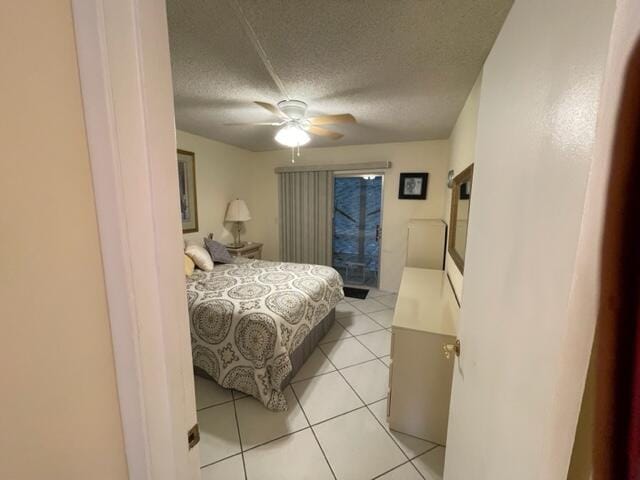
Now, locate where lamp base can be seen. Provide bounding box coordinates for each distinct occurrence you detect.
[227,242,246,249]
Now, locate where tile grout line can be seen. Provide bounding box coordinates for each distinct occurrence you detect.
[230,396,248,480]
[370,458,416,480]
[338,336,438,474]
[319,328,388,363]
[197,397,235,412]
[236,403,369,454]
[241,425,311,454]
[319,347,413,477]
[196,359,392,467]
[350,329,389,360]
[196,301,399,477]
[295,355,383,385]
[290,338,392,387]
[321,341,440,479]
[199,451,243,471]
[308,404,369,428]
[408,445,441,480]
[338,323,387,337]
[199,400,435,478]
[290,385,338,480]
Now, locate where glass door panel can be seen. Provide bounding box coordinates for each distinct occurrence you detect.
[332,174,383,287]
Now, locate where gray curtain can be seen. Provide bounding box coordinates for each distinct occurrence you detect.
[278,170,333,265]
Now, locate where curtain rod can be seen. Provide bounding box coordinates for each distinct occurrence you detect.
[275,161,392,173]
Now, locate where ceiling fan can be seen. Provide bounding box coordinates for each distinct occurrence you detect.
[226,100,356,148]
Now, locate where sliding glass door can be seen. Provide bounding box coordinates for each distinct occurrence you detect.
[332,174,383,287]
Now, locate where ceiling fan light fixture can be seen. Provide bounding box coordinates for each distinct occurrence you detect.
[275,124,310,147]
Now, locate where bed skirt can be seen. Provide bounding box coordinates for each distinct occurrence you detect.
[194,307,336,393]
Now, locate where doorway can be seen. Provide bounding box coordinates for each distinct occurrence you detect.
[332,173,383,287]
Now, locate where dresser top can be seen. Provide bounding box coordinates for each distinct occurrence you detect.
[392,268,459,336]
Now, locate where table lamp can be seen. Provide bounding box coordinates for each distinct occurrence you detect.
[225,199,251,248]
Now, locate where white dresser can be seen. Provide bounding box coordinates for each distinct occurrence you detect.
[406,219,447,269]
[387,267,459,445]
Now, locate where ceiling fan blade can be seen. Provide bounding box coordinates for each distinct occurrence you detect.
[254,101,287,118]
[308,113,356,125]
[307,125,344,140]
[224,121,283,126]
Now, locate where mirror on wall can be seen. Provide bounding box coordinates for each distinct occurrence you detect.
[448,164,474,273]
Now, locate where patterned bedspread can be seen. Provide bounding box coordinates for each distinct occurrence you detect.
[186,258,344,410]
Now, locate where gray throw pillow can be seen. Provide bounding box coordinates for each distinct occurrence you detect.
[204,238,234,264]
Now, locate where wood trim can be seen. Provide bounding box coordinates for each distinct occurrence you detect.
[274,160,392,173]
[177,149,198,233]
[71,1,199,479]
[448,164,474,274]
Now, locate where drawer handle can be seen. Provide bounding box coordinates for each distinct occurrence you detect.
[443,339,461,359]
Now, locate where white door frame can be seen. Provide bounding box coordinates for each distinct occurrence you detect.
[71,1,199,479]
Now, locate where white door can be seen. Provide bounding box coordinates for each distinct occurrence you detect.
[443,0,622,479]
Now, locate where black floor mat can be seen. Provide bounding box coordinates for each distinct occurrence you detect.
[343,286,369,299]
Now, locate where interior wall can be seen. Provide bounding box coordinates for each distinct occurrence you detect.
[248,140,450,292]
[443,0,616,477]
[177,130,254,245]
[442,72,483,299]
[0,2,128,479]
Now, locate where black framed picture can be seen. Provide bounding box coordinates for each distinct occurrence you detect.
[398,172,428,200]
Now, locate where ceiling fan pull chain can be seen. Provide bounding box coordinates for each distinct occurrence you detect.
[297,145,300,157]
[291,147,295,164]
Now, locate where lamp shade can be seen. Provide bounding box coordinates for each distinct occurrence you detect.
[225,199,251,222]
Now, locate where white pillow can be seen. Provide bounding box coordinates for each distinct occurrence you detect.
[185,244,213,271]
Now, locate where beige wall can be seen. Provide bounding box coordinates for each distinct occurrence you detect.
[177,131,449,291]
[177,84,489,295]
[177,130,254,245]
[0,2,128,479]
[249,141,450,292]
[443,73,482,299]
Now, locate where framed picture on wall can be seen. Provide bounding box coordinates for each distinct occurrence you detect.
[398,172,428,199]
[177,149,198,233]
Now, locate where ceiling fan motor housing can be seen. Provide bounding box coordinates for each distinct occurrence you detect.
[278,99,307,120]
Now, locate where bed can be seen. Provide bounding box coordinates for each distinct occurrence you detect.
[186,258,344,410]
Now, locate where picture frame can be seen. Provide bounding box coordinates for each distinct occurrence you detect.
[177,149,198,233]
[398,172,428,200]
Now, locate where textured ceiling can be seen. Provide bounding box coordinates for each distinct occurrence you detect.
[167,0,513,151]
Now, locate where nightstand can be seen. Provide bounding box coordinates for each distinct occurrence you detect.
[226,242,263,260]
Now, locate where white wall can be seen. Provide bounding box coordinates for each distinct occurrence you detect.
[443,73,482,299]
[0,2,128,478]
[177,130,254,245]
[444,0,616,478]
[248,141,450,292]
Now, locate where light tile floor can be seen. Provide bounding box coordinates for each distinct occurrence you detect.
[196,288,445,480]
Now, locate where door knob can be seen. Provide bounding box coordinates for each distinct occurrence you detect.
[443,339,461,359]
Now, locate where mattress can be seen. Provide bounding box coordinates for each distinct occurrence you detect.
[186,258,344,410]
